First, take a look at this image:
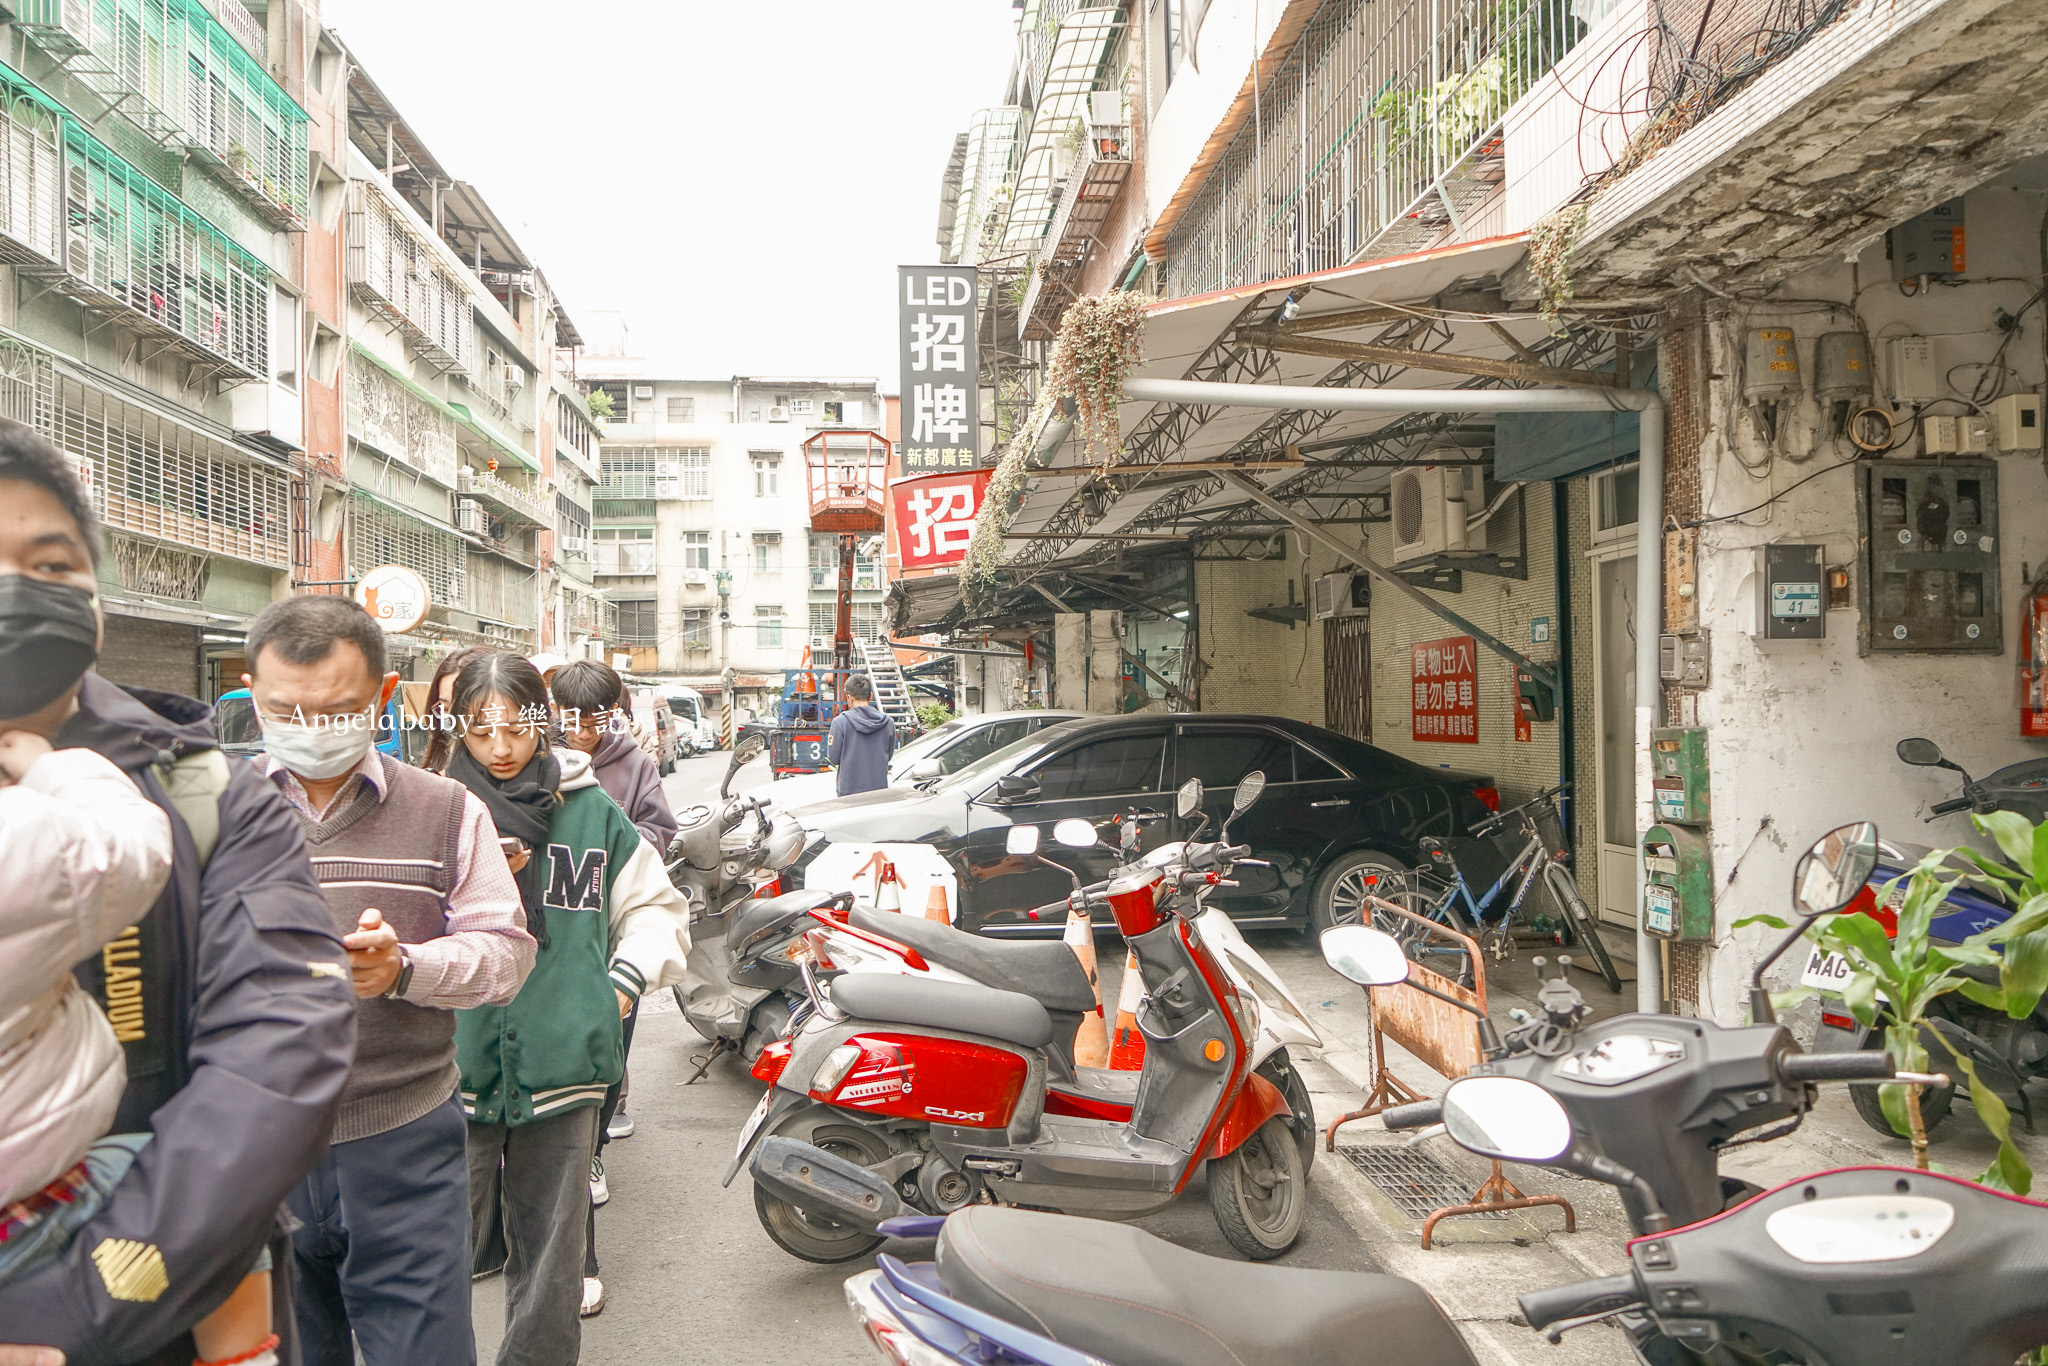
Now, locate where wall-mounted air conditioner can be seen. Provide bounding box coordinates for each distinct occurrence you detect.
[633,385,654,399]
[559,535,588,555]
[455,497,485,534]
[768,406,791,423]
[1312,572,1370,620]
[1388,459,1473,561]
[503,364,525,390]
[681,568,709,587]
[810,634,834,650]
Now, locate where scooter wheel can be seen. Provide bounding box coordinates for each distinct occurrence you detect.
[1851,1072,1954,1138]
[1209,1115,1305,1260]
[753,1124,891,1264]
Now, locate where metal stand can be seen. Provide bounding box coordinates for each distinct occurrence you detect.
[684,1037,733,1085]
[1323,1027,1427,1151]
[1420,1160,1576,1249]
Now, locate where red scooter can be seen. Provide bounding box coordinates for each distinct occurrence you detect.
[727,773,1311,1263]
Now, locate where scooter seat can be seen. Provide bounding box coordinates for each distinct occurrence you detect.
[731,889,841,954]
[849,907,1097,1015]
[937,1207,1480,1366]
[828,973,1053,1050]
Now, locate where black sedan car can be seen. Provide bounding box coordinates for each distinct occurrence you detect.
[787,713,1498,935]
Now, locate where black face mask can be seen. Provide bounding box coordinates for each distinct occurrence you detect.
[0,576,99,719]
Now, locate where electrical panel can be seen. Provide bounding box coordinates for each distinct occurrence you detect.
[1995,393,2043,451]
[1751,544,1826,642]
[1651,726,1711,825]
[1659,633,1711,687]
[1643,824,1714,941]
[1857,460,2001,655]
[1890,198,1965,280]
[1742,328,1800,401]
[1812,331,1870,402]
[1887,335,1937,402]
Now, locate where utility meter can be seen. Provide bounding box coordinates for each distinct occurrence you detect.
[1643,824,1714,941]
[1650,726,1710,826]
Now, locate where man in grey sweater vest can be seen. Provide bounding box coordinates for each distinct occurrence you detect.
[244,598,535,1366]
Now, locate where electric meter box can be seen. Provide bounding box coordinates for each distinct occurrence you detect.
[1855,460,2001,655]
[1890,198,1965,280]
[1752,544,1826,642]
[1643,824,1714,942]
[1650,726,1710,826]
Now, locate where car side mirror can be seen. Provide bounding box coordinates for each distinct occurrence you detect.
[994,775,1038,803]
[1005,825,1040,857]
[1176,777,1203,818]
[907,758,942,780]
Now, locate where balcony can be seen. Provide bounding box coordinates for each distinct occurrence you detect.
[11,0,306,228]
[1005,6,1125,249]
[1019,122,1132,342]
[458,467,548,526]
[347,184,475,374]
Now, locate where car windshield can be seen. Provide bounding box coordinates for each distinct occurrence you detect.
[892,718,971,771]
[214,693,261,747]
[933,731,1060,793]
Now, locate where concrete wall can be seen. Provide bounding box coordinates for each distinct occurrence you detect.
[1685,180,2048,1021]
[1194,537,1326,721]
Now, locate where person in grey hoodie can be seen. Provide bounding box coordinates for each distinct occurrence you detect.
[827,674,898,797]
[552,661,678,853]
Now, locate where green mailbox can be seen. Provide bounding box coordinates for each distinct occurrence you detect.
[1651,726,1710,825]
[1643,823,1714,941]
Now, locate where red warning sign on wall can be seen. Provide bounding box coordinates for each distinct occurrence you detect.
[1411,635,1478,744]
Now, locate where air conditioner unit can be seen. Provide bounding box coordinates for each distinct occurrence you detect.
[1313,572,1370,620]
[681,568,709,587]
[633,385,654,399]
[502,364,525,390]
[1388,461,1473,561]
[455,497,485,534]
[810,634,834,650]
[560,535,588,555]
[768,406,791,423]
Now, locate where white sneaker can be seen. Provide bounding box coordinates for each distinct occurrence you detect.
[581,1276,606,1318]
[606,1110,635,1140]
[589,1155,609,1207]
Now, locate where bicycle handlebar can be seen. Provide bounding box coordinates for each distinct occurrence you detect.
[1470,784,1568,836]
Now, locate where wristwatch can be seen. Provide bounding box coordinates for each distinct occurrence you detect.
[385,947,414,1000]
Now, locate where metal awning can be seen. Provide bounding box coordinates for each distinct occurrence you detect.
[888,574,969,636]
[1005,7,1126,247]
[994,231,1652,575]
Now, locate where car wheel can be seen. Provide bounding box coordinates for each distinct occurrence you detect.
[1310,849,1409,934]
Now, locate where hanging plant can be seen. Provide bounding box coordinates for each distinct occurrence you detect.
[1527,200,1589,329]
[960,291,1147,589]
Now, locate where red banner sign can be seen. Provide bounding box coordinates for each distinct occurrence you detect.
[891,469,993,570]
[1411,635,1478,744]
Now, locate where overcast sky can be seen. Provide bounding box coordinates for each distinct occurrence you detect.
[320,0,1018,388]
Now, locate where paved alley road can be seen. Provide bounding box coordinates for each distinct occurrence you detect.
[472,748,1388,1364]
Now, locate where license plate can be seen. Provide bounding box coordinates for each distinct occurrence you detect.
[736,1091,772,1160]
[1801,946,1857,990]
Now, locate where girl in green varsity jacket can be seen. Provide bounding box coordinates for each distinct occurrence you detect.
[446,653,690,1358]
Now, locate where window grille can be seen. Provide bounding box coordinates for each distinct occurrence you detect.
[0,88,60,265]
[56,120,271,374]
[598,450,657,499]
[853,602,886,645]
[681,606,711,647]
[345,355,458,486]
[604,445,708,499]
[554,491,591,536]
[593,526,654,574]
[0,336,55,433]
[54,372,288,567]
[346,185,474,370]
[109,532,208,600]
[755,604,784,648]
[665,396,693,422]
[465,549,532,627]
[616,598,658,646]
[347,491,466,610]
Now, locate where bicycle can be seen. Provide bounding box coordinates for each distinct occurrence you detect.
[1377,784,1623,994]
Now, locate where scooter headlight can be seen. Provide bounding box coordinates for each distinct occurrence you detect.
[1553,1033,1685,1085]
[812,1042,863,1095]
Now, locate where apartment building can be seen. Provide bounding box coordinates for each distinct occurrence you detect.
[582,337,885,710]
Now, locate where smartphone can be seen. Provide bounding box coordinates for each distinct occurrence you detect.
[499,837,523,857]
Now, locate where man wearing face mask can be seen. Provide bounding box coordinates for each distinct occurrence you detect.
[0,422,357,1366]
[242,596,535,1366]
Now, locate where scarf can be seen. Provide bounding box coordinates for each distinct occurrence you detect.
[447,747,560,947]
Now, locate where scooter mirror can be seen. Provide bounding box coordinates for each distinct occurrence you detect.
[1792,821,1880,917]
[1120,818,1140,851]
[1177,777,1204,818]
[1441,1076,1574,1164]
[1896,737,1945,767]
[1319,925,1411,987]
[722,732,768,799]
[1053,818,1098,849]
[1006,825,1041,857]
[1232,771,1267,815]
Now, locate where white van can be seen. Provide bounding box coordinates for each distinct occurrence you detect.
[664,686,720,751]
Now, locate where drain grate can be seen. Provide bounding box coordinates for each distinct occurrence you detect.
[1337,1143,1503,1221]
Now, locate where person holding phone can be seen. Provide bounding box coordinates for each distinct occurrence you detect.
[243,598,536,1366]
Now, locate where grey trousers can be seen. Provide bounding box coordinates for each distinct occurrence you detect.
[467,1106,601,1366]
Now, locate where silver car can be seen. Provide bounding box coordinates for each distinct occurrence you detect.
[765,709,1084,813]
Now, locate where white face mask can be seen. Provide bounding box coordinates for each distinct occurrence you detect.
[261,705,378,780]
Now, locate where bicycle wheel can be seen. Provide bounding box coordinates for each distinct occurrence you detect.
[1544,862,1622,993]
[1372,877,1475,989]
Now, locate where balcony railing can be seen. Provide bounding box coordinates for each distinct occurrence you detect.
[0,76,272,377]
[346,351,460,487]
[12,0,306,227]
[459,467,549,526]
[347,184,475,373]
[1020,122,1132,341]
[1161,0,1579,296]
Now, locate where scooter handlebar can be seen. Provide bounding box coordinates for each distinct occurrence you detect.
[1378,1099,1443,1131]
[1519,1275,1641,1331]
[1778,1050,1894,1083]
[1929,797,1974,816]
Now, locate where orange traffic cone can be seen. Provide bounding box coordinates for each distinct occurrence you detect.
[1109,949,1146,1070]
[874,858,902,912]
[1064,907,1110,1068]
[924,882,951,924]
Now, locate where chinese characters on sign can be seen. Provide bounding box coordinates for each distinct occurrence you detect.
[890,469,994,570]
[1411,635,1479,744]
[898,266,981,475]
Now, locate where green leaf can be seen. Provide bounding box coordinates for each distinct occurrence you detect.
[1733,913,1792,931]
[1830,911,1903,979]
[2003,927,2048,1020]
[1929,942,2004,968]
[1769,986,1818,1011]
[1980,810,2039,871]
[1842,972,1882,1029]
[1876,1023,1929,1139]
[1956,978,2010,1012]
